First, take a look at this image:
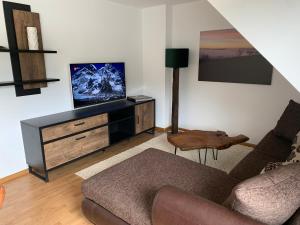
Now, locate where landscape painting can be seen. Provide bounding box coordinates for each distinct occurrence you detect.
[199,29,273,85]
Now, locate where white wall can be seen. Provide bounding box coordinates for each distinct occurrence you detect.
[2,0,300,178]
[0,0,142,178]
[142,5,169,127]
[207,0,300,92]
[165,5,173,127]
[171,1,300,144]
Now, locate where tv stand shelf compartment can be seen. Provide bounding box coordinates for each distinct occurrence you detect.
[21,99,155,182]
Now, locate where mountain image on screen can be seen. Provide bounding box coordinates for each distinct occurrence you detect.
[71,63,126,107]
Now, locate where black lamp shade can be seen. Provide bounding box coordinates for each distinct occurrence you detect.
[166,48,189,68]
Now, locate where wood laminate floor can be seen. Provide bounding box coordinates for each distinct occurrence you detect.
[0,132,160,225]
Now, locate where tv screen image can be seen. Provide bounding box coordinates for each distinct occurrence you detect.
[70,63,126,108]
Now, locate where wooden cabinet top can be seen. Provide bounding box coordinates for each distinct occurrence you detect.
[21,99,154,129]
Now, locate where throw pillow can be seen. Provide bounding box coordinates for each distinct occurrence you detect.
[274,100,300,141]
[261,131,300,174]
[289,131,300,162]
[261,161,292,174]
[225,163,300,225]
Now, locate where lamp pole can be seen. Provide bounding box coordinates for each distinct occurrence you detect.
[172,68,180,134]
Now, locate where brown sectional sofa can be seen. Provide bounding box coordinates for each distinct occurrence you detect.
[82,100,299,225]
[82,135,293,225]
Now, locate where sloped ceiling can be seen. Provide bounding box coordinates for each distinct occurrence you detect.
[106,0,201,8]
[207,0,300,92]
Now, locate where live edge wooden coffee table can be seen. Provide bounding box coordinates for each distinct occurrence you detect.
[167,130,249,165]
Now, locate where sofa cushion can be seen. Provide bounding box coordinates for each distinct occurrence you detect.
[274,100,300,141]
[225,163,300,225]
[261,132,300,174]
[82,148,240,225]
[229,150,279,180]
[261,131,300,174]
[256,131,292,160]
[230,131,292,181]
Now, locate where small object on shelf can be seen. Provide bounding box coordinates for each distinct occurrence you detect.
[127,95,153,103]
[26,26,39,50]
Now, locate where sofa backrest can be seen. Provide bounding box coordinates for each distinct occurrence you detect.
[229,130,292,181]
[273,100,300,142]
[229,100,300,181]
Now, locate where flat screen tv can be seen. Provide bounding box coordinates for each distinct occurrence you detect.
[70,63,126,108]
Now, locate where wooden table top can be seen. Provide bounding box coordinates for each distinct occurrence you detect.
[167,130,249,151]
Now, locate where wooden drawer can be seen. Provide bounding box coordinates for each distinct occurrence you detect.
[42,114,108,142]
[44,126,109,169]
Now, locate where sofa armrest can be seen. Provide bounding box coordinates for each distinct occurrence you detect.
[152,186,265,225]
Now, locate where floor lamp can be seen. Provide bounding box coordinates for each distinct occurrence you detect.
[166,48,189,134]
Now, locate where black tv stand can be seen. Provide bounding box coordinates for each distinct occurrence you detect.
[21,99,155,182]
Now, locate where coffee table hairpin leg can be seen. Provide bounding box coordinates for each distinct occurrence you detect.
[198,150,201,164]
[204,148,208,165]
[204,148,216,165]
[212,149,216,160]
[209,149,220,161]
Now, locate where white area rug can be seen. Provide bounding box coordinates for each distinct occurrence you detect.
[76,133,253,179]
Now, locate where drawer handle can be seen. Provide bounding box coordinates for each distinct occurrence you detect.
[74,122,85,127]
[75,136,86,141]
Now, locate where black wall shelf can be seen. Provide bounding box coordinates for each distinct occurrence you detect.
[0,78,60,87]
[0,48,57,53]
[2,1,60,97]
